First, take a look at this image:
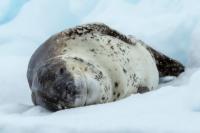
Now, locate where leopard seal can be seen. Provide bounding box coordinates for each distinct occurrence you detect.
[27,23,185,111]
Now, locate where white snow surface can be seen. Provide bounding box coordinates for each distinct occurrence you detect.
[0,0,200,132]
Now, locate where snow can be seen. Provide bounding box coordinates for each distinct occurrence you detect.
[0,0,200,132]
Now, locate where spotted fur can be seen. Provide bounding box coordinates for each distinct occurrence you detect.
[27,23,185,111]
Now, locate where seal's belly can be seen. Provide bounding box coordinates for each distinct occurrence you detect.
[59,33,159,101]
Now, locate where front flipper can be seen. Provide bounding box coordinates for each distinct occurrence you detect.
[146,46,185,77]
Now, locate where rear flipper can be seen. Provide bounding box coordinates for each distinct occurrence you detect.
[146,46,185,77]
[128,35,185,78]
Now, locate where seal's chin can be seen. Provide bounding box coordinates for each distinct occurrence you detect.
[33,81,87,111]
[37,90,86,111]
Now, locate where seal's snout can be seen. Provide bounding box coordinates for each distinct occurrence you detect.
[54,80,77,101]
[32,59,87,111]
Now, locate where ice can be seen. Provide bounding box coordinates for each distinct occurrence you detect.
[0,0,200,132]
[189,21,200,67]
[0,0,29,25]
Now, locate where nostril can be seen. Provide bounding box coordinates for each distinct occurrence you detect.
[72,90,76,95]
[70,90,75,95]
[65,88,73,95]
[65,86,68,90]
[59,68,65,75]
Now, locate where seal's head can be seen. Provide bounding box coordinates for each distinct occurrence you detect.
[31,56,108,111]
[31,58,88,111]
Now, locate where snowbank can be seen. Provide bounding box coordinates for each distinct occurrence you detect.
[0,0,200,132]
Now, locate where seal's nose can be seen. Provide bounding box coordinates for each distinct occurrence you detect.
[52,78,77,103]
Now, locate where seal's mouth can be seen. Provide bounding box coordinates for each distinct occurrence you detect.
[36,91,60,111]
[37,90,82,111]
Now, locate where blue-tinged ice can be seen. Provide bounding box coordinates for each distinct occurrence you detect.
[0,0,29,25]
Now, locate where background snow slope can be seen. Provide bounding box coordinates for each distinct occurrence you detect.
[0,0,200,132]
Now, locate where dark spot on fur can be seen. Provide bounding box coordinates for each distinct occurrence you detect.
[130,74,138,86]
[72,66,75,70]
[73,57,84,62]
[108,40,111,43]
[114,82,119,88]
[113,92,116,95]
[90,49,95,52]
[102,97,105,100]
[104,86,109,92]
[117,93,120,98]
[87,62,93,67]
[95,71,103,81]
[84,67,88,71]
[137,86,149,94]
[110,46,114,50]
[127,58,130,62]
[119,47,125,53]
[123,68,127,74]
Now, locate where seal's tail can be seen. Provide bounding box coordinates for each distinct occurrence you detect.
[146,46,185,77]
